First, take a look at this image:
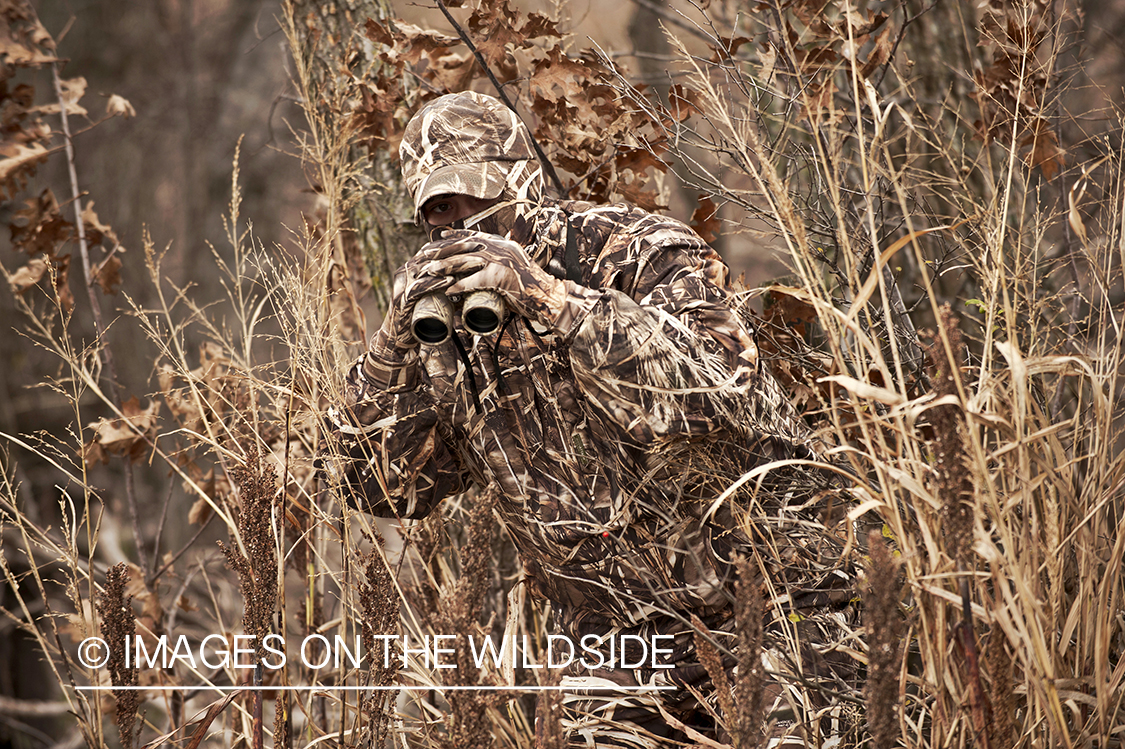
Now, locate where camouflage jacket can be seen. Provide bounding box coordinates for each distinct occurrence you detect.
[328,198,834,640]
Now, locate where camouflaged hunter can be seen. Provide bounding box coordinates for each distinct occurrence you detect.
[326,92,862,747]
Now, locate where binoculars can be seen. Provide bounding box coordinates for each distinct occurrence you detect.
[411,291,507,344]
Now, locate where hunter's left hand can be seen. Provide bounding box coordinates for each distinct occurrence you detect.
[420,232,569,328]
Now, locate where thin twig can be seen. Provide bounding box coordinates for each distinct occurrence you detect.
[874,0,939,90]
[148,510,217,584]
[88,242,124,288]
[148,479,176,580]
[52,61,149,575]
[434,0,566,196]
[625,0,712,44]
[0,695,73,717]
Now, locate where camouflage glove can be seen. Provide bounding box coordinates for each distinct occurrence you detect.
[418,231,597,337]
[372,244,461,356]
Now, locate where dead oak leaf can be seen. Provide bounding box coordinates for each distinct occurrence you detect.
[467,3,523,81]
[187,467,231,525]
[1023,119,1063,180]
[93,252,123,295]
[0,12,58,67]
[11,188,72,258]
[88,396,161,463]
[764,285,817,343]
[530,47,593,104]
[363,17,396,48]
[8,256,48,293]
[351,78,405,146]
[669,84,702,122]
[395,22,459,64]
[82,435,108,466]
[105,93,135,119]
[839,9,888,40]
[709,35,752,63]
[53,251,74,312]
[30,76,87,118]
[520,12,561,41]
[618,182,666,212]
[425,51,476,94]
[81,201,122,249]
[802,77,840,124]
[614,146,665,177]
[364,19,460,67]
[0,142,49,199]
[690,195,721,244]
[860,24,895,79]
[158,364,205,432]
[794,43,839,74]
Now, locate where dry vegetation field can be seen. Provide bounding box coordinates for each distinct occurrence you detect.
[0,0,1123,747]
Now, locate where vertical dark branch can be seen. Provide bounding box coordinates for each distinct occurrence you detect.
[433,0,566,196]
[51,61,149,574]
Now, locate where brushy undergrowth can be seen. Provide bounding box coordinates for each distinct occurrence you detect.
[0,0,1122,747]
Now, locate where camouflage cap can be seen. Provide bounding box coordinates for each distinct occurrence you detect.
[400,91,537,223]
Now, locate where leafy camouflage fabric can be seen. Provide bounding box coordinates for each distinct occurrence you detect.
[325,196,863,746]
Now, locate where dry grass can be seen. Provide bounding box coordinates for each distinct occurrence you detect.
[607,0,1125,746]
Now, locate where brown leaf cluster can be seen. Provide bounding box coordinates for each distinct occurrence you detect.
[0,0,56,67]
[748,3,893,124]
[7,188,75,308]
[158,343,236,437]
[84,396,161,465]
[2,33,126,305]
[690,195,721,244]
[755,284,833,416]
[971,0,1063,179]
[0,1,57,199]
[186,467,230,526]
[352,0,669,207]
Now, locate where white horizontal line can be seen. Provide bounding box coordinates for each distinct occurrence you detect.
[74,685,676,692]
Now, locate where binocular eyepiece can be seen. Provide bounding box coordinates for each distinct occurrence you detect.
[411,291,507,344]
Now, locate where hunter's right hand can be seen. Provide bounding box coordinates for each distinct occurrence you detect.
[373,246,458,355]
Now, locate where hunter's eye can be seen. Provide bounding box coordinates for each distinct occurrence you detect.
[423,196,459,226]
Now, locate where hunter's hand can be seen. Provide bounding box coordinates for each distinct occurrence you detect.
[420,232,570,330]
[374,246,459,354]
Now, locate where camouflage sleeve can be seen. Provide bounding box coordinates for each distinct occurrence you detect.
[324,342,468,519]
[566,231,760,445]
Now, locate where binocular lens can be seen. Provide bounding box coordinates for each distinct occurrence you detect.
[464,306,501,334]
[411,294,454,345]
[462,291,506,335]
[410,291,506,344]
[412,317,450,344]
